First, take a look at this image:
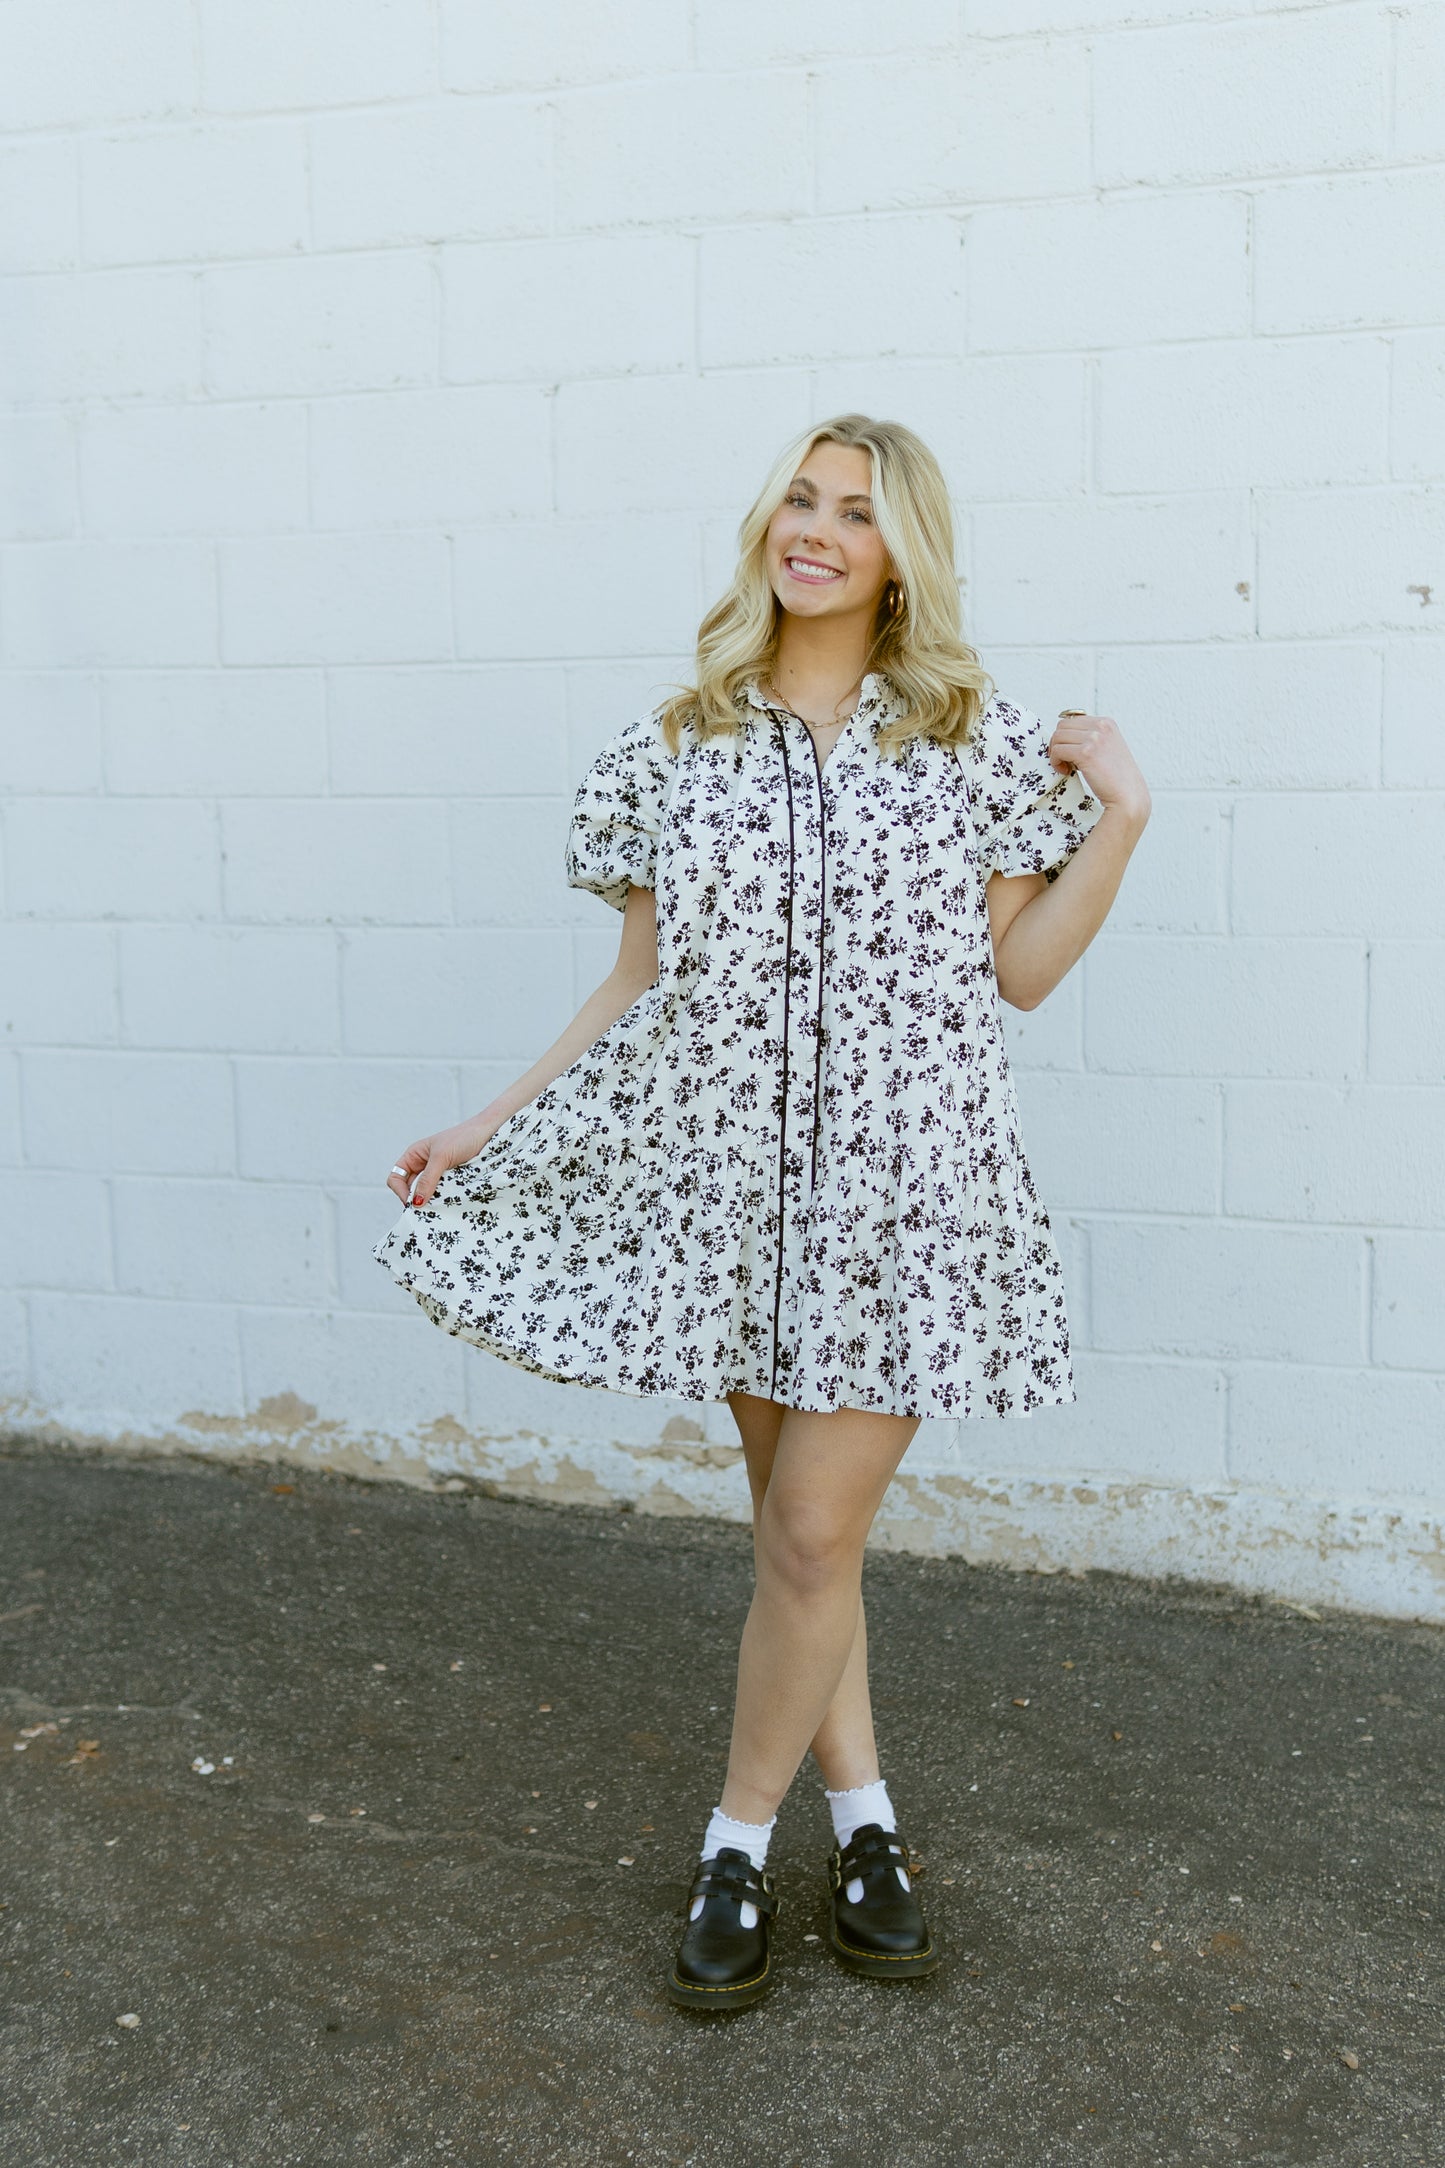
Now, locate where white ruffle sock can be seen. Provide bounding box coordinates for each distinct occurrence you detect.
[691,1807,776,1929]
[825,1778,910,1903]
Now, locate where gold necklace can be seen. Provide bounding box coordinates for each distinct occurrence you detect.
[762,680,862,732]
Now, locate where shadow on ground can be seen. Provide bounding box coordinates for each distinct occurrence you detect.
[0,1444,1440,2166]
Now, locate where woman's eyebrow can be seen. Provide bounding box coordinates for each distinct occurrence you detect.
[791,473,873,506]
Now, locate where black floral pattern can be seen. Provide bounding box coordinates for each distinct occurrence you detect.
[372,674,1104,1419]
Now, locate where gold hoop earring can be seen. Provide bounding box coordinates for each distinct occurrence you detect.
[886,580,905,618]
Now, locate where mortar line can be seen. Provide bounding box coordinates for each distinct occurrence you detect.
[1362,939,1373,1081]
[1214,1079,1226,1218]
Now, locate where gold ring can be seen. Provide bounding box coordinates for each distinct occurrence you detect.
[1058,708,1088,717]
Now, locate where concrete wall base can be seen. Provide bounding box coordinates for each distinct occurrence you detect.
[6,1392,1440,1627]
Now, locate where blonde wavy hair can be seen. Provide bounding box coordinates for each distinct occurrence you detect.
[656,413,994,760]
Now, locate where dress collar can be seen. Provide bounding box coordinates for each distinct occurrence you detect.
[743,671,893,723]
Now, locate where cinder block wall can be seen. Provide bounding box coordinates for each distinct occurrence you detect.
[3,2,1443,1618]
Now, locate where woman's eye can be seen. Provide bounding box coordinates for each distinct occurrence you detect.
[782,492,869,522]
[784,489,875,522]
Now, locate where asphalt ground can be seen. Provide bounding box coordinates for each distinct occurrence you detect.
[1,1442,1441,2167]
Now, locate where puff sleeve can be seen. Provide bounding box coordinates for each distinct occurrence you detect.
[965,693,1105,884]
[564,706,678,913]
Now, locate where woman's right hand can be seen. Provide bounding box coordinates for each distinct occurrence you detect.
[385,1111,511,1209]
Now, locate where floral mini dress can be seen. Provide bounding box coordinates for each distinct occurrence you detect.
[372,673,1104,1420]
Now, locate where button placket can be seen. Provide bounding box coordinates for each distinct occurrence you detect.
[766,713,831,1400]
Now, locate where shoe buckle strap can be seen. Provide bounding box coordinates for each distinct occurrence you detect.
[832,1826,916,1888]
[687,1859,779,1918]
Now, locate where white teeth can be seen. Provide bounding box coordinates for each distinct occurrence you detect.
[787,558,842,581]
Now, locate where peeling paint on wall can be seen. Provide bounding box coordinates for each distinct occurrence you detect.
[4,1391,1441,1626]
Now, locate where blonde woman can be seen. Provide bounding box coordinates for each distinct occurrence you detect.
[375,415,1151,2012]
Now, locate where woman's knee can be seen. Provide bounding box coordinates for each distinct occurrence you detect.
[757,1490,866,1595]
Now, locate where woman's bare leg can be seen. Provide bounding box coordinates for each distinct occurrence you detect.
[717,1396,919,1825]
[727,1392,883,1790]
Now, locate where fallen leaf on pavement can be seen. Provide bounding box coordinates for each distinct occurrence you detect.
[1338,2049,1360,2071]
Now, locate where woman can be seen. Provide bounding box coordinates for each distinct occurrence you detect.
[374,414,1151,2012]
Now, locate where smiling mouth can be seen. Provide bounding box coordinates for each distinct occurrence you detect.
[784,556,844,583]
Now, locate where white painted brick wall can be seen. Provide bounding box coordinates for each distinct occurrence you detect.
[970,192,1251,353]
[3,3,1443,1618]
[81,123,310,265]
[1374,1234,1445,1370]
[219,534,452,664]
[3,269,203,404]
[309,104,552,249]
[1091,11,1389,183]
[1255,170,1445,334]
[443,235,696,380]
[78,403,310,537]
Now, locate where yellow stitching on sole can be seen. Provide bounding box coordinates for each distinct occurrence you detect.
[830,1929,936,1965]
[668,1961,770,1996]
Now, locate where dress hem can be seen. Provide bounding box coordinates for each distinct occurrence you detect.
[375,1242,1079,1425]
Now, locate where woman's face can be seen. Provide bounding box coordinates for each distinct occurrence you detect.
[765,440,893,623]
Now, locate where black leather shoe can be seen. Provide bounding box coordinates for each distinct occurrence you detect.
[666,1847,779,2011]
[827,1822,940,1979]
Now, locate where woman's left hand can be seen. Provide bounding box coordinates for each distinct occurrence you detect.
[1048,711,1151,826]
